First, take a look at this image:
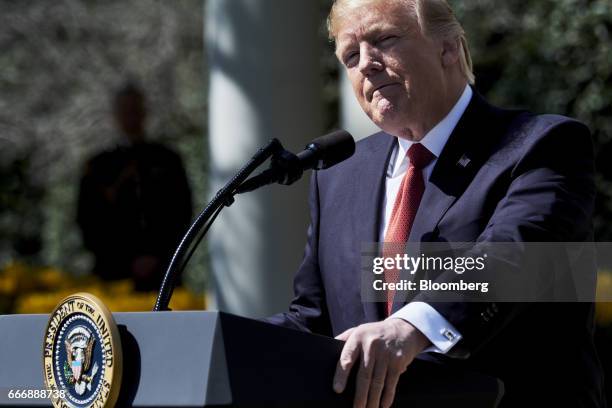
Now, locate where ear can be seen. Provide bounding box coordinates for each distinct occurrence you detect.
[440,37,461,67]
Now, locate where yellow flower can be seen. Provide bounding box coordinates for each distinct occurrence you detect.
[107,280,134,295]
[0,275,18,294]
[15,292,71,314]
[3,261,28,279]
[4,258,206,314]
[596,271,612,300]
[596,302,612,326]
[37,267,65,290]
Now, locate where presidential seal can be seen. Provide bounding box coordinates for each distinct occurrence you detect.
[43,293,122,408]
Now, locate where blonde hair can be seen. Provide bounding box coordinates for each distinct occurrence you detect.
[327,0,475,85]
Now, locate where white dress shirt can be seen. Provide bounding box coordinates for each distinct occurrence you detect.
[380,84,472,353]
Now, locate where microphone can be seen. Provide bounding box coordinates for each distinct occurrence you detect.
[155,132,353,311]
[236,130,355,194]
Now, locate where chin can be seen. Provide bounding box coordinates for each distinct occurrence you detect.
[373,112,402,132]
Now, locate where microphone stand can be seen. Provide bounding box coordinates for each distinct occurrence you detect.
[153,138,285,311]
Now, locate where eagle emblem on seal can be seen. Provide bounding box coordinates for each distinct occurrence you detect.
[63,326,99,395]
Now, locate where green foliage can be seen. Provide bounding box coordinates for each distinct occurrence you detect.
[0,151,44,265]
[454,0,612,238]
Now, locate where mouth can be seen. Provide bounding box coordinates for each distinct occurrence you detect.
[369,83,398,100]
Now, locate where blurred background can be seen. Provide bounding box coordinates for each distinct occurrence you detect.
[0,1,207,312]
[0,0,611,395]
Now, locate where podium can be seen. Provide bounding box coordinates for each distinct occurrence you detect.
[0,311,503,407]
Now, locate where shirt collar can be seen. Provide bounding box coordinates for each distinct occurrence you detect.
[396,84,473,164]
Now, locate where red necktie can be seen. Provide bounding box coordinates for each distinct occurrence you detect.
[384,143,435,315]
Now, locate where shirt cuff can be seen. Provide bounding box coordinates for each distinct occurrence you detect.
[387,302,462,354]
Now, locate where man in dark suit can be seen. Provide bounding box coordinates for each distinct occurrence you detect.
[267,0,604,406]
[77,84,193,291]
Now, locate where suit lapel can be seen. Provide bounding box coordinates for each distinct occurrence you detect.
[408,91,490,244]
[391,92,493,314]
[353,133,396,323]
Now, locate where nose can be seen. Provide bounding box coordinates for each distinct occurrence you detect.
[358,43,383,77]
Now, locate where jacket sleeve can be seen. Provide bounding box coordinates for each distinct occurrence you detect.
[263,171,333,336]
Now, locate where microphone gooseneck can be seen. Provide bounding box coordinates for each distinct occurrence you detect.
[153,131,354,311]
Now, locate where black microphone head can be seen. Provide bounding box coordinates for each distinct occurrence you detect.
[306,129,355,170]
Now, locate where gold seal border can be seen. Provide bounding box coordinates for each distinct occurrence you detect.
[42,292,123,408]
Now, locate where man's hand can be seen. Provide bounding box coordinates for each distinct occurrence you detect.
[333,319,430,408]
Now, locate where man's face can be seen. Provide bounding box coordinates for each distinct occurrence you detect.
[115,94,146,140]
[334,1,448,140]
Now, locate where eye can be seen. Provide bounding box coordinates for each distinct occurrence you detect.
[377,35,398,47]
[343,51,359,68]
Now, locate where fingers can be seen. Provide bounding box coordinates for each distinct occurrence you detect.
[333,326,358,394]
[335,327,355,341]
[380,368,401,408]
[365,356,388,408]
[334,321,413,408]
[334,333,360,393]
[353,343,374,408]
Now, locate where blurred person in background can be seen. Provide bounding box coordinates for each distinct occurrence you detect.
[77,82,192,291]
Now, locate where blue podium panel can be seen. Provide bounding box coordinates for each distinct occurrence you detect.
[0,311,503,407]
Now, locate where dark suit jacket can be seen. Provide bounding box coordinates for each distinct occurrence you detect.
[267,91,605,406]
